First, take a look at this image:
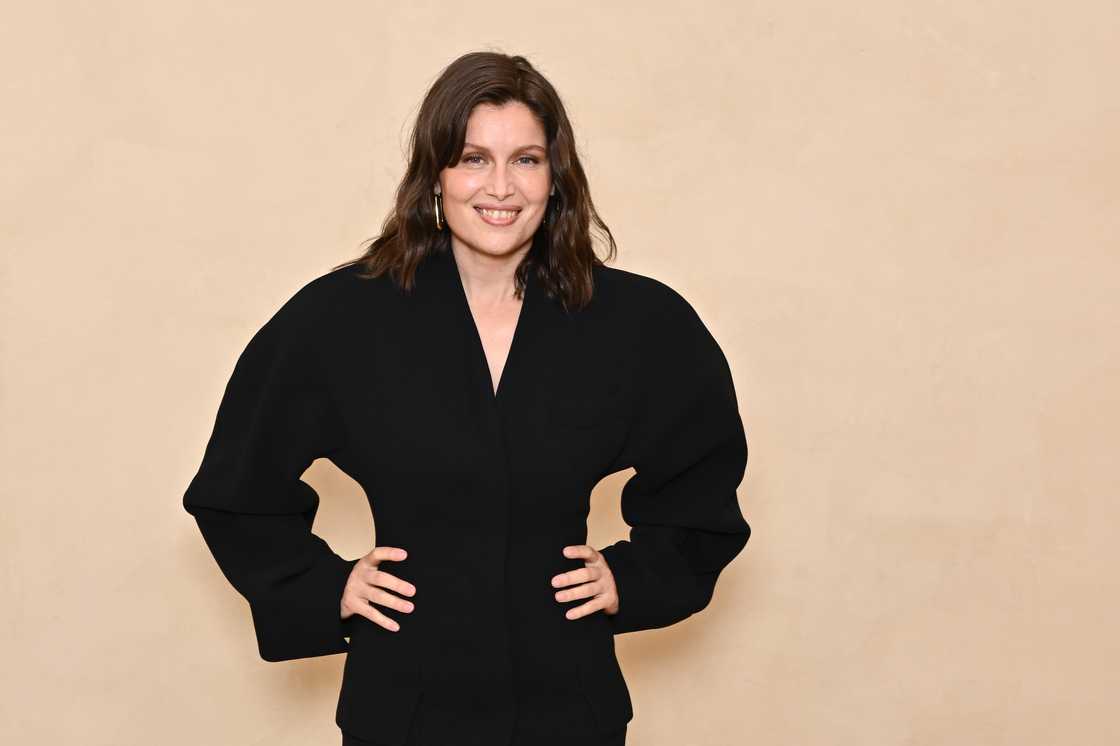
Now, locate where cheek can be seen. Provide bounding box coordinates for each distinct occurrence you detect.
[528,171,552,197]
[442,173,482,202]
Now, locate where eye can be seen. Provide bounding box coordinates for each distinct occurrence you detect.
[461,154,485,165]
[517,156,540,165]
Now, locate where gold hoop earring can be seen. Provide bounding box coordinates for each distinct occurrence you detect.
[434,192,444,230]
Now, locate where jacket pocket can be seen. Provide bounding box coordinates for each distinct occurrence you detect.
[334,617,423,745]
[575,615,634,733]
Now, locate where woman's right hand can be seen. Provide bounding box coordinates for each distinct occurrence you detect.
[340,546,417,632]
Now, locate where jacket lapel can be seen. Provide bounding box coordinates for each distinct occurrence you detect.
[414,246,574,428]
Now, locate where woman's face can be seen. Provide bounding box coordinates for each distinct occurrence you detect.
[437,101,552,261]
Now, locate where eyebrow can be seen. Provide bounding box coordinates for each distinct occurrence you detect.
[463,142,547,154]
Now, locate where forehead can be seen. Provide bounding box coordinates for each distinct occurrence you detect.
[464,102,546,148]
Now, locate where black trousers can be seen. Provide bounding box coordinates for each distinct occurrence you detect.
[342,728,626,746]
[340,725,627,743]
[341,719,627,746]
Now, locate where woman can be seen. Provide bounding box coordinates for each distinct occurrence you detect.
[183,51,751,746]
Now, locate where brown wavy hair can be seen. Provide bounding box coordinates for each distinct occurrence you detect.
[332,50,616,312]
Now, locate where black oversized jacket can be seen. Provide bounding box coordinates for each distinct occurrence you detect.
[182,246,751,745]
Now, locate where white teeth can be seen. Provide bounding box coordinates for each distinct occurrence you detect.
[477,208,518,219]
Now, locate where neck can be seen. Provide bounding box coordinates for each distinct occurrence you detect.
[449,240,529,304]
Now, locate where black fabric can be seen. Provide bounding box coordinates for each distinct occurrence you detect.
[341,725,627,746]
[182,246,750,745]
[340,690,629,745]
[341,726,628,746]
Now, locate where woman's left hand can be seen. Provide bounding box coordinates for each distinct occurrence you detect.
[551,544,620,620]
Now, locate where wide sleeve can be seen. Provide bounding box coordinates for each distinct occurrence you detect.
[598,287,751,635]
[181,287,359,662]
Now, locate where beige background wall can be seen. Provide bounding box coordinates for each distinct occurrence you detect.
[3,1,1116,744]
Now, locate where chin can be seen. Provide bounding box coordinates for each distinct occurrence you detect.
[482,239,531,256]
[454,231,534,257]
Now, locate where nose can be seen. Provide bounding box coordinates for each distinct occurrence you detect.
[486,161,515,199]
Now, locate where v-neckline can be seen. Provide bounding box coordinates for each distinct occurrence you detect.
[443,248,533,405]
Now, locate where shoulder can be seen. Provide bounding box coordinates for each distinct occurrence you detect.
[282,261,382,312]
[265,260,392,333]
[593,262,708,332]
[228,261,386,370]
[592,263,731,384]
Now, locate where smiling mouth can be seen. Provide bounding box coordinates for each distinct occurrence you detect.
[475,207,521,225]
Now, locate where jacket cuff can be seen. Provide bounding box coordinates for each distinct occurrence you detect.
[600,541,641,634]
[250,554,359,662]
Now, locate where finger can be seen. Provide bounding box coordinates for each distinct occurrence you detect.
[369,585,416,615]
[564,598,607,620]
[342,594,403,632]
[369,568,417,598]
[551,566,597,588]
[368,546,408,564]
[555,581,599,604]
[354,600,404,632]
[561,544,594,560]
